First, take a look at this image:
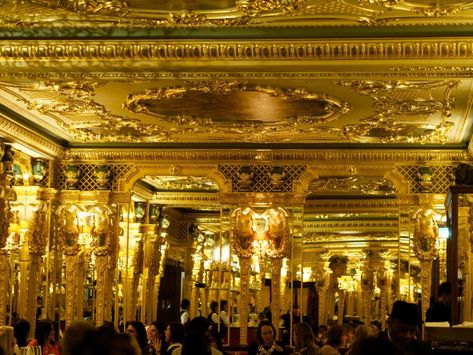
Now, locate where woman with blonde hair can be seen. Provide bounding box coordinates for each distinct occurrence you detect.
[293,322,320,355]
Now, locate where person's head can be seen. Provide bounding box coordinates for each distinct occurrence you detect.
[387,301,418,345]
[13,318,30,347]
[220,300,228,312]
[210,301,218,313]
[438,282,451,304]
[181,331,209,355]
[187,316,208,335]
[294,322,317,351]
[292,305,301,317]
[353,324,371,343]
[0,326,15,355]
[317,325,328,338]
[125,321,147,354]
[35,320,55,347]
[256,320,276,347]
[181,299,190,311]
[97,321,116,337]
[342,324,355,345]
[62,321,100,355]
[326,324,346,348]
[165,322,185,344]
[149,321,165,341]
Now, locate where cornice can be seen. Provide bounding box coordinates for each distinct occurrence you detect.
[0,115,64,158]
[1,38,473,64]
[150,192,219,205]
[63,149,470,164]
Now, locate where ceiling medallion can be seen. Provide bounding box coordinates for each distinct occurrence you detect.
[124,81,350,142]
[338,80,459,144]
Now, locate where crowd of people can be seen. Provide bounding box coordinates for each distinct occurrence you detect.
[0,293,445,355]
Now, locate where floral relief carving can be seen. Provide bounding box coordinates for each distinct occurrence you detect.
[338,80,459,144]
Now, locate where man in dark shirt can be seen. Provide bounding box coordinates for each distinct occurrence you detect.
[426,281,451,323]
[379,300,431,355]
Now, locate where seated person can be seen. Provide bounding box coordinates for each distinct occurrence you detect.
[248,320,287,355]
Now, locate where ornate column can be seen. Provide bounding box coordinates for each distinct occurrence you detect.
[279,259,288,316]
[316,273,330,326]
[190,247,204,318]
[361,266,374,324]
[329,256,348,325]
[153,239,168,322]
[91,204,114,326]
[377,271,388,329]
[270,257,282,334]
[26,201,48,334]
[57,199,81,328]
[413,195,439,322]
[238,256,251,345]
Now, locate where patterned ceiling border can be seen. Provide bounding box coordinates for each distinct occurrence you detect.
[62,149,470,163]
[1,38,473,63]
[4,69,473,80]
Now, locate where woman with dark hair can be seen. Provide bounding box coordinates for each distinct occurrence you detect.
[126,321,148,355]
[248,320,286,355]
[320,325,346,355]
[180,316,222,355]
[147,321,167,355]
[12,319,30,348]
[164,323,185,355]
[293,322,320,355]
[28,320,60,355]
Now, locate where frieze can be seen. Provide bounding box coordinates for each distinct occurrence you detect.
[62,149,470,163]
[2,39,473,63]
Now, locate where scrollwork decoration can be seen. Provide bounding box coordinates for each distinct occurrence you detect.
[413,207,439,261]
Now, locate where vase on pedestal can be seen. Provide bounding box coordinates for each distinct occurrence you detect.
[65,165,80,190]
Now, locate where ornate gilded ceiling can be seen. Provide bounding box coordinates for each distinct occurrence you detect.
[7,1,473,27]
[1,0,473,153]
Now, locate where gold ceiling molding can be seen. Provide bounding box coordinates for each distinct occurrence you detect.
[307,176,396,195]
[2,39,473,63]
[3,71,473,81]
[13,0,473,28]
[150,192,219,206]
[303,231,399,243]
[338,80,458,144]
[131,184,153,201]
[304,220,399,231]
[219,192,305,205]
[142,176,220,192]
[62,149,470,163]
[0,116,64,158]
[304,199,400,209]
[364,0,473,17]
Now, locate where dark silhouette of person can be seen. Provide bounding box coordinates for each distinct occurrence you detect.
[426,282,451,323]
[378,301,431,355]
